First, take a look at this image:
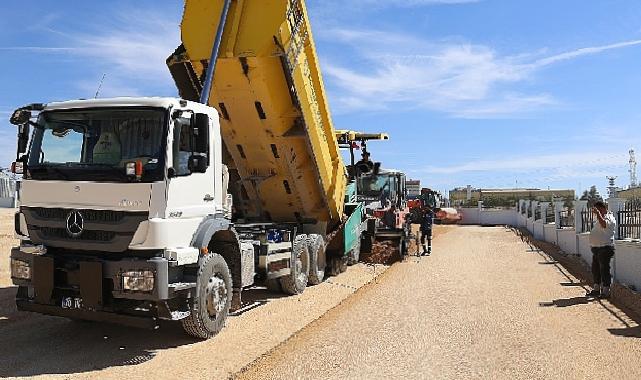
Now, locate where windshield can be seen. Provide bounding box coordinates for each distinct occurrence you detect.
[358,174,397,198]
[27,108,167,182]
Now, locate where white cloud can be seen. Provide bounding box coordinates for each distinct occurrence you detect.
[70,12,180,82]
[320,28,641,117]
[1,10,180,98]
[349,0,479,6]
[530,40,641,68]
[419,152,629,175]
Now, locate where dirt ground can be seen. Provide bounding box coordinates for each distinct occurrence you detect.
[0,208,394,379]
[0,210,17,289]
[236,226,641,380]
[6,215,639,379]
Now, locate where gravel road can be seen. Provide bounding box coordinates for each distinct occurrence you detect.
[0,209,389,379]
[236,226,641,380]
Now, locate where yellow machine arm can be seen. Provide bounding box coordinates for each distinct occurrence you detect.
[168,0,346,228]
[335,130,390,146]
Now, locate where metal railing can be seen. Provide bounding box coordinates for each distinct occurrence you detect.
[545,206,555,223]
[559,209,574,228]
[618,200,641,240]
[581,208,595,232]
[534,208,541,220]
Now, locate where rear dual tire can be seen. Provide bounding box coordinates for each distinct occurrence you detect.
[280,234,310,295]
[307,234,326,285]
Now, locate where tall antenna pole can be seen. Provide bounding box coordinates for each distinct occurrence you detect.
[606,176,618,199]
[94,73,106,99]
[629,149,637,188]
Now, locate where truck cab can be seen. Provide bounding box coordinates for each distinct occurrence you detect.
[9,97,258,337]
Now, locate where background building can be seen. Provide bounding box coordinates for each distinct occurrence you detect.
[406,179,421,198]
[449,186,575,207]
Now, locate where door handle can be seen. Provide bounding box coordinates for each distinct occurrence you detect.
[204,194,214,202]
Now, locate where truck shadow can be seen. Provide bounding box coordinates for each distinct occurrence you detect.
[0,285,284,377]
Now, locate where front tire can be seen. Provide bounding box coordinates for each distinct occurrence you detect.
[280,234,309,295]
[182,253,232,339]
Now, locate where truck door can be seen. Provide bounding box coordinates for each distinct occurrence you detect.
[167,114,216,218]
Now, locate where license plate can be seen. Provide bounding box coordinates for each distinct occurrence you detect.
[61,297,83,309]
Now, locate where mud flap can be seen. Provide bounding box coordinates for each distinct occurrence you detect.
[33,256,54,304]
[80,262,103,309]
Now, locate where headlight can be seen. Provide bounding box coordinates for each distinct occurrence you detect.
[11,259,31,280]
[122,270,155,292]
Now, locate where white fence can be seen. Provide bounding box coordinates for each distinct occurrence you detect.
[459,206,516,226]
[517,198,641,292]
[460,199,641,292]
[0,176,17,208]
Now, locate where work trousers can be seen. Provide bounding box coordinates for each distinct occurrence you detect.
[591,246,615,287]
[420,228,432,252]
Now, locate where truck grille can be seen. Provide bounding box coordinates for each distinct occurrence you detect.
[21,207,149,253]
[38,227,116,242]
[33,208,126,223]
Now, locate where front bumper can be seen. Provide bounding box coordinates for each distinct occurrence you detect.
[10,247,178,310]
[16,299,159,329]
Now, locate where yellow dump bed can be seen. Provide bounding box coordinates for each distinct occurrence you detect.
[168,0,346,228]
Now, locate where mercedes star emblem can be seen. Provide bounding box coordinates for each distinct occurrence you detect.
[66,211,84,238]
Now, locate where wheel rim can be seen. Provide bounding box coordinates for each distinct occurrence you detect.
[205,274,227,319]
[295,247,308,284]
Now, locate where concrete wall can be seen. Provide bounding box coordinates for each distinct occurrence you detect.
[0,197,17,208]
[557,229,577,255]
[543,224,557,245]
[614,241,641,290]
[459,208,480,224]
[577,233,591,264]
[480,209,516,226]
[520,199,641,292]
[0,177,17,208]
[459,208,516,225]
[533,221,545,241]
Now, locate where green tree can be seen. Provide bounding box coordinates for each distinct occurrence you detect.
[580,185,603,207]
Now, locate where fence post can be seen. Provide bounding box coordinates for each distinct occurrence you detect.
[553,198,564,229]
[477,201,483,224]
[607,197,625,240]
[607,197,625,283]
[574,200,588,233]
[531,200,539,220]
[540,202,548,222]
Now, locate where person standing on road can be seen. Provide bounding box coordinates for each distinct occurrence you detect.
[420,206,434,256]
[587,201,617,298]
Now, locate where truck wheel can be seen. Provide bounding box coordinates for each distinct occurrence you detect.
[182,253,232,339]
[328,256,348,276]
[265,278,281,293]
[280,234,309,295]
[307,234,326,285]
[347,238,361,266]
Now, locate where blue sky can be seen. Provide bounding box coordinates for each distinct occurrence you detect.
[2,0,641,198]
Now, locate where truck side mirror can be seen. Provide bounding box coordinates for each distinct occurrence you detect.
[188,155,208,173]
[191,113,209,154]
[17,124,31,155]
[10,109,31,126]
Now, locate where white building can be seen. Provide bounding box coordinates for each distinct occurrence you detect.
[407,179,421,198]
